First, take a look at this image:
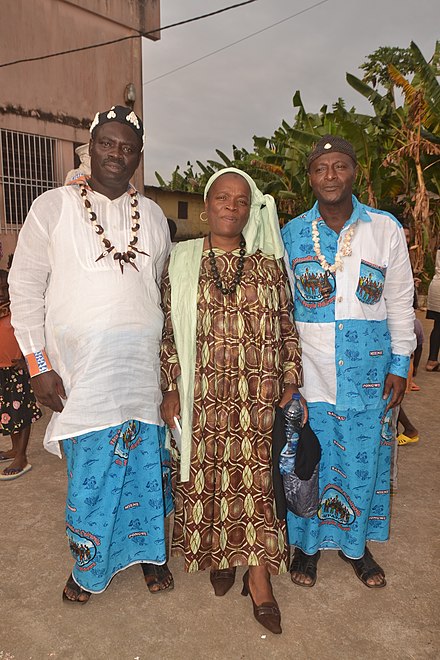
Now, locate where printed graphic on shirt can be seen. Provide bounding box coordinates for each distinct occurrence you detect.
[292,256,336,308]
[356,260,386,305]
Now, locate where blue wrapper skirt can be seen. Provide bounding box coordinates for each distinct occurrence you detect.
[286,402,392,559]
[63,420,172,593]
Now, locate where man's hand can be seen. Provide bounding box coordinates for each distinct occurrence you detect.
[31,370,66,412]
[383,373,406,413]
[160,390,180,427]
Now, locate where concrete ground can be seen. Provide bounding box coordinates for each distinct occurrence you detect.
[1,312,439,660]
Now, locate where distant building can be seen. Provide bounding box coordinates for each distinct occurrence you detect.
[145,185,207,241]
[0,0,160,267]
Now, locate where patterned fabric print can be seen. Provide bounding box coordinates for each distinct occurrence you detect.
[293,256,336,308]
[335,319,392,411]
[286,401,391,559]
[356,260,386,305]
[162,251,302,574]
[287,221,338,324]
[63,421,172,593]
[0,367,42,435]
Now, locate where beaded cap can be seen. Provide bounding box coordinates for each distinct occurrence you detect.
[89,105,145,148]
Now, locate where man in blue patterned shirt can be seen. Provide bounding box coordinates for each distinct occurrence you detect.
[282,135,415,589]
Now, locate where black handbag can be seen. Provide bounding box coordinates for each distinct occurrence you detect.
[272,408,321,519]
[282,461,320,518]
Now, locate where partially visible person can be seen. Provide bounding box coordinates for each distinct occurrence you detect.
[402,224,423,386]
[396,224,421,448]
[160,167,303,635]
[426,247,440,371]
[167,218,177,245]
[9,106,173,603]
[0,269,42,480]
[64,143,91,185]
[282,135,415,589]
[412,315,424,381]
[396,407,419,446]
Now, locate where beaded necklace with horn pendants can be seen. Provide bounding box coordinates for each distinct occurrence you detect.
[80,184,149,274]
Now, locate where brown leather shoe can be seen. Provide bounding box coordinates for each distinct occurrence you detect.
[209,567,236,596]
[241,570,281,634]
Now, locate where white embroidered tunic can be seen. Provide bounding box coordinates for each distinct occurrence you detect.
[9,185,170,456]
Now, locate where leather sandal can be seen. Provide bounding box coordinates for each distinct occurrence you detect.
[141,562,174,593]
[62,573,91,604]
[289,547,320,587]
[338,546,386,588]
[210,567,236,596]
[241,570,281,635]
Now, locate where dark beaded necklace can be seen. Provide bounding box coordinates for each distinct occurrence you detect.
[208,233,246,295]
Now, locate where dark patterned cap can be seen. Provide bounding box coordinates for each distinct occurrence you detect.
[307,134,357,170]
[89,105,144,149]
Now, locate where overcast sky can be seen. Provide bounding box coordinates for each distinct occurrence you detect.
[142,0,439,184]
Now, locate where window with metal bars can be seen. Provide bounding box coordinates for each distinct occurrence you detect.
[177,200,188,219]
[0,129,62,232]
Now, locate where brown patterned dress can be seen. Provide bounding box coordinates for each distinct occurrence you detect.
[161,249,302,575]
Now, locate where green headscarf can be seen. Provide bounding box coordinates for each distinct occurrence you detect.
[203,167,284,259]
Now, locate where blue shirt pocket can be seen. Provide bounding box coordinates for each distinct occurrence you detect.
[355,260,386,305]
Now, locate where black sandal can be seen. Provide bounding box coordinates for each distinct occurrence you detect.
[62,573,91,604]
[141,562,174,593]
[289,548,321,587]
[338,546,386,588]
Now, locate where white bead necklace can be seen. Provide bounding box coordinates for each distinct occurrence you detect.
[311,218,356,273]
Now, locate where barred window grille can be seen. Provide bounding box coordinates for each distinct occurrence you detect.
[0,129,62,233]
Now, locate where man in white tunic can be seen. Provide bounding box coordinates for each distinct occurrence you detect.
[9,106,173,602]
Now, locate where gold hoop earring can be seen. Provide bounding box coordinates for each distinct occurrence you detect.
[200,211,208,223]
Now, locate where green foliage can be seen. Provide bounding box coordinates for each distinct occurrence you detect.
[359,46,415,94]
[155,41,440,272]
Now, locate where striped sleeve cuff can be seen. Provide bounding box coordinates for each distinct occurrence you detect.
[25,350,52,377]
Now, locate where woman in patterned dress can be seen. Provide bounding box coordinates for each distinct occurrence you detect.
[160,168,303,634]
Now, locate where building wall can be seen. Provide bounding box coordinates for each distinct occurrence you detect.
[145,186,208,241]
[0,0,159,266]
[67,0,161,36]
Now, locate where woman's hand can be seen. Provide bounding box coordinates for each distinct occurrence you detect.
[160,390,181,427]
[299,395,309,426]
[279,384,298,408]
[279,384,308,425]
